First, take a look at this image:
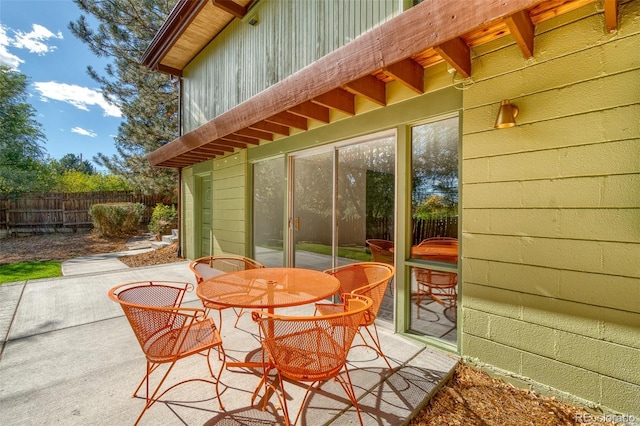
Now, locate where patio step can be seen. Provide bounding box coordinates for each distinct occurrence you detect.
[152,229,179,249]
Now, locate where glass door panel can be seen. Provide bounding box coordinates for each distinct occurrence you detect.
[409,116,459,341]
[290,151,334,271]
[253,158,285,267]
[337,137,395,322]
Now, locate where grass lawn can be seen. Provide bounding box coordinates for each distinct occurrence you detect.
[0,261,62,284]
[295,243,372,261]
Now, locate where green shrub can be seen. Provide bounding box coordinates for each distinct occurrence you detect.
[89,202,145,237]
[148,203,177,239]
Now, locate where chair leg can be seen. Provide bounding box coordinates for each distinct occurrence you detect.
[131,349,226,425]
[133,360,179,425]
[359,324,393,370]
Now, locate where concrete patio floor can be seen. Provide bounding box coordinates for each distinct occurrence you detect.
[0,258,458,425]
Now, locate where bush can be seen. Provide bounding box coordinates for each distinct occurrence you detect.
[89,202,145,237]
[148,203,177,239]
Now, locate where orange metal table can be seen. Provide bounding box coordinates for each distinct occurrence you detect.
[196,267,340,368]
[410,245,458,263]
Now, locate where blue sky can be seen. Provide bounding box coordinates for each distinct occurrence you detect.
[0,0,122,171]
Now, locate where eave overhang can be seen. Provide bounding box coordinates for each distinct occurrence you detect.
[145,0,615,169]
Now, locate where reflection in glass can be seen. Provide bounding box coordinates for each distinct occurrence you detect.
[410,117,458,343]
[410,266,457,342]
[411,117,458,247]
[253,158,285,267]
[292,151,334,271]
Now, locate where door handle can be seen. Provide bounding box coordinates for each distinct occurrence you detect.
[295,217,300,231]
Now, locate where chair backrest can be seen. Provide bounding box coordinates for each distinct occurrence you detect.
[189,255,265,283]
[252,294,372,381]
[323,262,396,326]
[108,281,193,359]
[366,239,394,265]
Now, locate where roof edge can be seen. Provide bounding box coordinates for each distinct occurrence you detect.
[140,0,208,74]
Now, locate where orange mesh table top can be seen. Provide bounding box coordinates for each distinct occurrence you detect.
[410,245,458,262]
[196,267,340,312]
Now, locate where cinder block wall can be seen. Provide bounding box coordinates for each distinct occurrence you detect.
[461,1,640,416]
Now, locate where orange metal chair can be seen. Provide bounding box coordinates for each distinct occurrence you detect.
[414,267,458,319]
[315,262,396,369]
[189,255,265,331]
[252,294,373,426]
[108,280,225,425]
[365,239,395,265]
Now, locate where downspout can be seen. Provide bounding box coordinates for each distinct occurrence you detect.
[176,76,183,257]
[177,167,182,257]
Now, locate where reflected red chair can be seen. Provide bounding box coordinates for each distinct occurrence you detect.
[315,262,396,369]
[414,267,458,318]
[365,239,394,265]
[189,255,265,331]
[108,280,225,425]
[252,294,373,426]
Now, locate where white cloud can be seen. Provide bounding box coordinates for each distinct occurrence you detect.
[71,127,97,137]
[12,23,63,55]
[0,25,23,69]
[33,81,122,118]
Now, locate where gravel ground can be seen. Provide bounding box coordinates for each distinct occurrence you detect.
[0,232,621,425]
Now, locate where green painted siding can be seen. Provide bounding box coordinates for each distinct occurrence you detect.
[211,151,248,255]
[181,0,403,132]
[461,1,640,416]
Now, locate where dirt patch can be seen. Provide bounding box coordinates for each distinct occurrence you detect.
[410,363,620,425]
[119,242,184,267]
[0,230,128,264]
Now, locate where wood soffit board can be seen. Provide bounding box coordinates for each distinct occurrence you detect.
[144,0,617,168]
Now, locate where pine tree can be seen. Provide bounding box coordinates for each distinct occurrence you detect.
[0,66,50,197]
[70,0,178,195]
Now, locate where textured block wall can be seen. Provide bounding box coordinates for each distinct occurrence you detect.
[460,1,640,416]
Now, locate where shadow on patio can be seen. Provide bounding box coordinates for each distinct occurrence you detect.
[0,261,458,425]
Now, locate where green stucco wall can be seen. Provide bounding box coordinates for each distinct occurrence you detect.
[460,1,640,416]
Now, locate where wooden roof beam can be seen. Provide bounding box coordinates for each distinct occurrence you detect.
[249,120,290,136]
[223,134,260,145]
[605,0,618,33]
[197,145,232,154]
[265,111,308,130]
[344,74,386,106]
[504,10,535,59]
[434,37,471,78]
[147,0,549,167]
[235,127,274,141]
[384,58,424,93]
[211,0,247,19]
[288,101,330,123]
[312,88,355,115]
[210,139,247,149]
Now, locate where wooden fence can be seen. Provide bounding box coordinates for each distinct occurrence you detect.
[294,213,458,247]
[0,191,173,236]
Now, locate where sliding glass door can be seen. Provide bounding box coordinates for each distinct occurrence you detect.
[286,131,396,320]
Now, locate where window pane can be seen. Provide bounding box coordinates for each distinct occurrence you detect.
[411,117,458,248]
[410,266,457,341]
[253,158,285,267]
[410,116,459,342]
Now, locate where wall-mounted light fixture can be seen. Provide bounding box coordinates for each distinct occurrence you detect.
[494,99,519,129]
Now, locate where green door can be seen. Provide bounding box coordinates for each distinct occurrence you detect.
[199,175,212,256]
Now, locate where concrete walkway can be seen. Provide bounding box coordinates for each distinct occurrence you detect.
[0,253,458,425]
